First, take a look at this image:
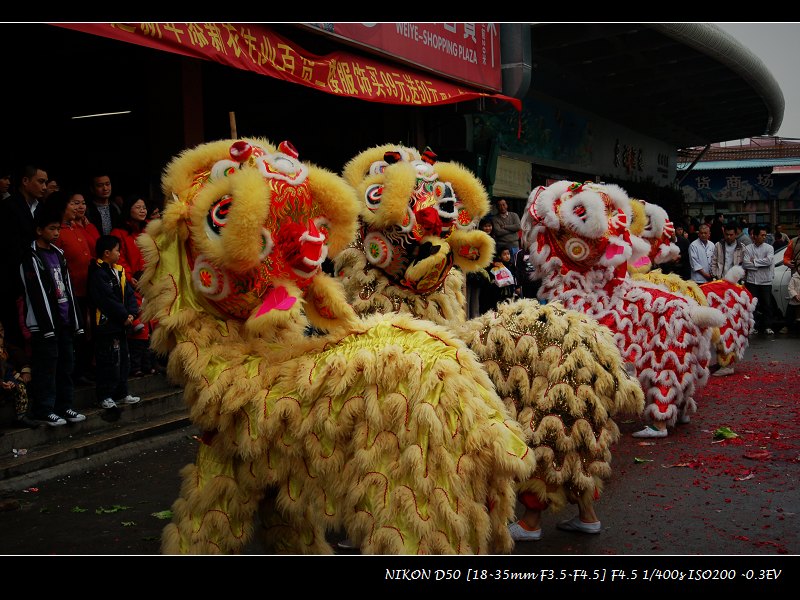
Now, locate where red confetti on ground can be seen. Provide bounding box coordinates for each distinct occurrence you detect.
[673,360,800,475]
[616,353,799,553]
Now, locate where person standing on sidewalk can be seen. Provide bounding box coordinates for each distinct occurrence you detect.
[85,172,121,236]
[491,198,522,259]
[743,224,775,335]
[87,235,141,410]
[688,223,714,283]
[19,206,86,426]
[710,223,745,281]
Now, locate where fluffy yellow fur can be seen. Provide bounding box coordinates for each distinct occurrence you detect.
[335,143,645,525]
[450,229,496,272]
[141,138,535,555]
[334,239,469,324]
[628,198,647,236]
[457,301,644,511]
[434,161,491,220]
[341,143,420,187]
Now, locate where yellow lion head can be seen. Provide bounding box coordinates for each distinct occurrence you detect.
[138,138,361,348]
[341,144,494,294]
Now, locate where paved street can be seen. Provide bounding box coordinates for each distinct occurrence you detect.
[0,333,797,590]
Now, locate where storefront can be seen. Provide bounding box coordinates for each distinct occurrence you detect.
[0,23,518,202]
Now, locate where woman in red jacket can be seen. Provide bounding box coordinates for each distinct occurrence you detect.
[51,190,99,383]
[110,195,148,287]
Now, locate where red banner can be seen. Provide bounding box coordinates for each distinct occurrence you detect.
[53,23,519,111]
[301,23,503,92]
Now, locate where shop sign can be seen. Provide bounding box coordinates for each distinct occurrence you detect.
[301,23,502,92]
[53,23,518,110]
[492,155,532,199]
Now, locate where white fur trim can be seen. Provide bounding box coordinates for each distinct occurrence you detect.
[690,305,726,328]
[599,183,632,222]
[724,265,745,284]
[560,190,608,238]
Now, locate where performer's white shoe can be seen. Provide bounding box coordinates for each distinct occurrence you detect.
[508,521,542,541]
[632,425,667,438]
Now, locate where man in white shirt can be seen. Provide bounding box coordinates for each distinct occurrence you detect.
[743,224,775,335]
[688,224,714,284]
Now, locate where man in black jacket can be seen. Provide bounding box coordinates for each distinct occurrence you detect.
[0,164,49,349]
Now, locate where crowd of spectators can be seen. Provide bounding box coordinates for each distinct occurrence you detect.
[0,163,162,429]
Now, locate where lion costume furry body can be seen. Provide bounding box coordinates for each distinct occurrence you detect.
[520,181,725,431]
[334,145,644,516]
[137,138,535,554]
[627,198,755,370]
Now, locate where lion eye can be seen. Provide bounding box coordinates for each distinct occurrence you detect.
[573,204,587,221]
[207,195,233,235]
[365,184,383,211]
[210,160,239,181]
[369,160,388,176]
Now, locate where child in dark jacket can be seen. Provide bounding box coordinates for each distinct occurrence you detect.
[87,235,142,410]
[20,206,86,426]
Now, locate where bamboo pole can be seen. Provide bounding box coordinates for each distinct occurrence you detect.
[229,111,237,139]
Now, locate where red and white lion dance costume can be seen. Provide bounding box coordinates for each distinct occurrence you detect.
[521,181,725,437]
[628,198,756,374]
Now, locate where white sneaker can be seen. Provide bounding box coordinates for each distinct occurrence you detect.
[508,521,542,541]
[556,516,601,534]
[765,328,775,335]
[632,425,667,438]
[121,395,141,404]
[713,366,735,377]
[99,398,117,409]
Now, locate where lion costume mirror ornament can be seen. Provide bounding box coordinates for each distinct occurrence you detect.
[136,138,535,555]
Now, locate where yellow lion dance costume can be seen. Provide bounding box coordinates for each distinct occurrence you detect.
[137,138,535,554]
[334,144,644,538]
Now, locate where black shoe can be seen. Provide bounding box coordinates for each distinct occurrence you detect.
[15,415,40,429]
[74,375,94,386]
[39,413,67,427]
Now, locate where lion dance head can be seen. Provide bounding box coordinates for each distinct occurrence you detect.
[138,137,360,349]
[341,144,494,294]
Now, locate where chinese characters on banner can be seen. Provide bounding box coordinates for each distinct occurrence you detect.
[53,23,519,110]
[301,23,502,92]
[684,169,776,203]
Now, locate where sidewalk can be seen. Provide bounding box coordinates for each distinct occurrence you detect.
[0,372,187,492]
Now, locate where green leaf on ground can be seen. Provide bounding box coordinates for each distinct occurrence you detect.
[71,506,88,513]
[121,521,136,527]
[633,457,654,463]
[151,510,173,520]
[39,507,50,513]
[713,426,739,440]
[95,505,131,514]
